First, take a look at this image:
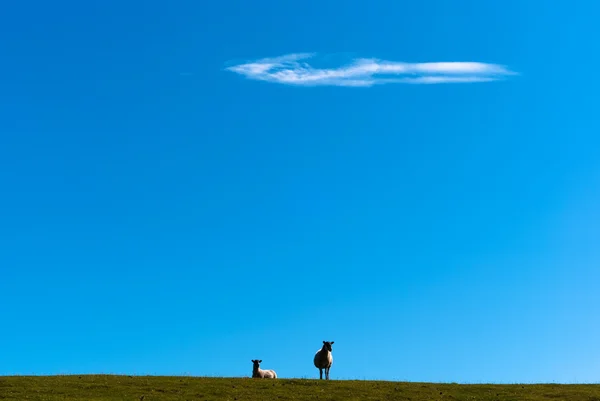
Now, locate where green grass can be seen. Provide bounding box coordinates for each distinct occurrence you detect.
[0,375,598,401]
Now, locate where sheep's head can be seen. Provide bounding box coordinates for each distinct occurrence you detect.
[251,359,263,367]
[322,341,334,351]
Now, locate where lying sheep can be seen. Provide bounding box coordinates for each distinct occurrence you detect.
[251,359,277,379]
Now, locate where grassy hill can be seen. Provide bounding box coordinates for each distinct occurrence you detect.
[0,375,598,401]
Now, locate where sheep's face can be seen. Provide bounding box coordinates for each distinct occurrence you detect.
[251,359,263,368]
[323,341,334,352]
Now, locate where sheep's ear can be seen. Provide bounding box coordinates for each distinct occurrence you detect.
[323,341,326,344]
[259,360,262,363]
[251,360,255,363]
[331,341,334,344]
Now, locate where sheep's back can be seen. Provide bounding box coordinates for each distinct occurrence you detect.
[254,368,277,379]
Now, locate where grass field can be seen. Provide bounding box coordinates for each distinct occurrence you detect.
[1,375,599,401]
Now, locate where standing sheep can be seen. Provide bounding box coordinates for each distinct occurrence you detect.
[313,341,334,380]
[251,359,277,379]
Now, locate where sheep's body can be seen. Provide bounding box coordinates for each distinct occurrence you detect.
[313,341,334,380]
[251,360,277,379]
[254,368,277,379]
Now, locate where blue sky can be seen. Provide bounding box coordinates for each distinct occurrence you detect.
[1,0,599,383]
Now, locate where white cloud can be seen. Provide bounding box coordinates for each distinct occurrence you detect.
[226,53,516,87]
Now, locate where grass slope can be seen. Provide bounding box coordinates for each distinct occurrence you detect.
[0,375,599,401]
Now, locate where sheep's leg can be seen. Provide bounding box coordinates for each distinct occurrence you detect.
[325,367,330,380]
[319,368,323,380]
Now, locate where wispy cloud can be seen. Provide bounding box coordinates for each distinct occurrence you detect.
[226,53,516,87]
